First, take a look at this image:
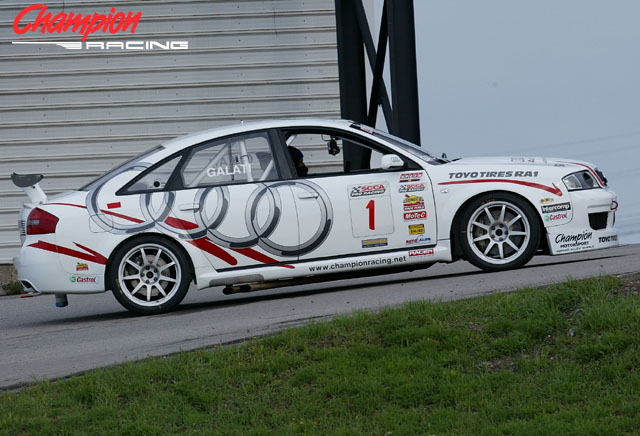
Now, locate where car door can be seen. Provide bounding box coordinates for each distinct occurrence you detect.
[164,130,300,270]
[280,127,436,262]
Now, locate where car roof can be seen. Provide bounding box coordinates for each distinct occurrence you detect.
[160,118,357,153]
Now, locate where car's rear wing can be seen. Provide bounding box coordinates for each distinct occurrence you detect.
[11,173,47,203]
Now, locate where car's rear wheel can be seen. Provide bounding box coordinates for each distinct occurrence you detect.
[458,193,540,272]
[109,237,190,314]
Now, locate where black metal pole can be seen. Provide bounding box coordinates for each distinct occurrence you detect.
[367,1,388,127]
[387,0,421,145]
[335,0,367,124]
[335,0,370,170]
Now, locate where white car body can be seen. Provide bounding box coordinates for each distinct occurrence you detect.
[12,119,619,313]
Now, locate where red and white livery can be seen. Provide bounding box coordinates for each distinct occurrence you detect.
[12,119,619,314]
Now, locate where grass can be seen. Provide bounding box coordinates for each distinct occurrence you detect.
[1,280,23,296]
[1,276,639,435]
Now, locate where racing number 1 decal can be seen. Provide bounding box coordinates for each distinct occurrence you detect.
[366,200,375,230]
[348,182,394,237]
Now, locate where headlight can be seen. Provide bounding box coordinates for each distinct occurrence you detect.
[562,170,597,191]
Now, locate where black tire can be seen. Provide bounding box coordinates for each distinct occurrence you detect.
[109,236,191,315]
[457,193,541,272]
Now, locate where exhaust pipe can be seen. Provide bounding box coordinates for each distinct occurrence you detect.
[55,294,69,307]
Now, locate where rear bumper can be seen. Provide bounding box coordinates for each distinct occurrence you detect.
[13,240,105,294]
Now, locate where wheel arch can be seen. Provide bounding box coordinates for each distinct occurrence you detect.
[449,190,546,260]
[104,233,196,291]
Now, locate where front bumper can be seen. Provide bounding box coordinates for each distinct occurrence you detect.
[546,188,618,255]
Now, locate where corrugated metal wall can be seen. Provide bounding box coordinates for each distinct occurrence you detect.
[0,0,340,263]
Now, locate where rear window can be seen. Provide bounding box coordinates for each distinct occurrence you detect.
[80,146,164,191]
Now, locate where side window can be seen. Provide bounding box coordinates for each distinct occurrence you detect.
[285,131,386,176]
[180,132,278,188]
[127,155,181,192]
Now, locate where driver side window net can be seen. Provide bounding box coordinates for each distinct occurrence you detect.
[286,132,385,176]
[181,133,277,188]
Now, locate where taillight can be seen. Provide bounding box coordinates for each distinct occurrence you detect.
[26,208,59,235]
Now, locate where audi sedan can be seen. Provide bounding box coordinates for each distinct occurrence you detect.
[12,119,619,314]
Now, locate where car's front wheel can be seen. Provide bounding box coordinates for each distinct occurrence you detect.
[109,237,190,315]
[458,193,540,272]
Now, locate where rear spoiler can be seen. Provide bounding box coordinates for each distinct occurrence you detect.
[11,173,47,203]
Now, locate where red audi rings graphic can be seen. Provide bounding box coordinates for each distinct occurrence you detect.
[86,162,333,257]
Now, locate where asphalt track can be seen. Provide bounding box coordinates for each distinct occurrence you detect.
[1,244,639,389]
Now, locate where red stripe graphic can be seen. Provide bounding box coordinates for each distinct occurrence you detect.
[187,237,238,266]
[439,179,563,196]
[48,202,86,209]
[232,247,294,269]
[107,202,121,209]
[28,240,108,265]
[101,209,144,223]
[48,202,143,223]
[166,218,293,268]
[45,205,293,268]
[164,217,199,230]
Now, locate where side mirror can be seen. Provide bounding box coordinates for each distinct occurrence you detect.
[381,154,404,170]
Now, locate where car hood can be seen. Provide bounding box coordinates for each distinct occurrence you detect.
[450,156,598,170]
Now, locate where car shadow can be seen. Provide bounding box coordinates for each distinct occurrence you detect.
[172,252,630,315]
[22,251,632,325]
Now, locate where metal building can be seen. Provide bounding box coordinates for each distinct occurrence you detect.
[0,0,340,265]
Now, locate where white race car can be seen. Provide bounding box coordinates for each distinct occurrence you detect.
[12,119,619,314]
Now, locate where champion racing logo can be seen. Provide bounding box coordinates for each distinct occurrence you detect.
[12,4,189,51]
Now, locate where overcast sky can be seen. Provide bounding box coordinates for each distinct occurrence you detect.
[373,1,639,242]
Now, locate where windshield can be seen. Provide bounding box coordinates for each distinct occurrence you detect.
[350,123,448,165]
[80,146,164,191]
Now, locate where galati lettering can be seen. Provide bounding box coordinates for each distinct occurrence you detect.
[207,164,248,178]
[448,171,539,179]
[13,4,142,41]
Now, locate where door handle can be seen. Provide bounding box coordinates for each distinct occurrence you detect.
[297,192,319,199]
[179,204,200,211]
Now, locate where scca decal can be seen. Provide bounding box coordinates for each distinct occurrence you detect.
[350,184,386,197]
[399,183,425,193]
